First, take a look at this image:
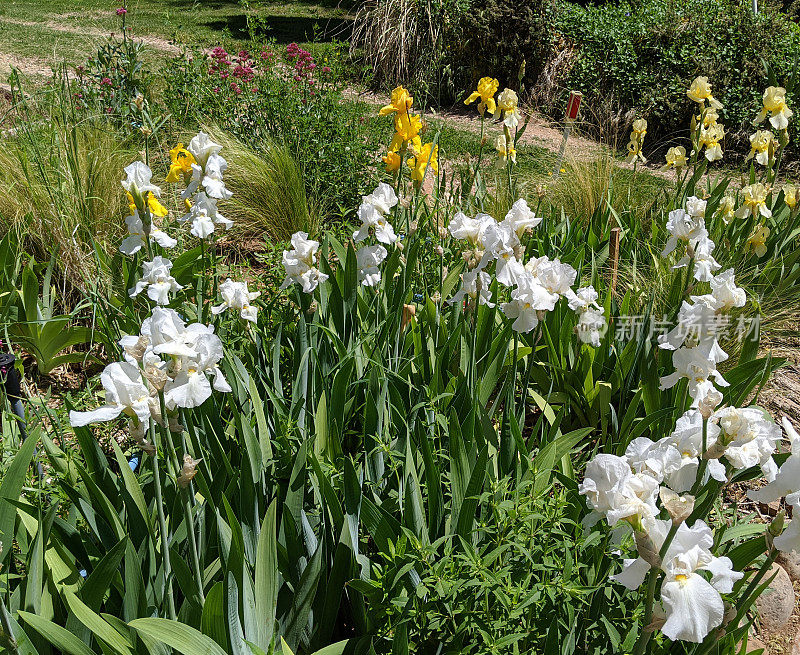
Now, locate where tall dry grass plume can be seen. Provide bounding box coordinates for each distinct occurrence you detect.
[351,0,443,90]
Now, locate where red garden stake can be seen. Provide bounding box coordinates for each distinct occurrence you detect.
[552,91,582,180]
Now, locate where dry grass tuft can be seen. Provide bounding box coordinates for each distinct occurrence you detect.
[0,121,133,285]
[350,0,442,90]
[202,127,316,243]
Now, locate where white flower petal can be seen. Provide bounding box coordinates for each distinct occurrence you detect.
[661,574,723,643]
[69,405,124,427]
[612,557,650,590]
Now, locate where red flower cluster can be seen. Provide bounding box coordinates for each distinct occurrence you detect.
[207,47,260,93]
[285,42,317,85]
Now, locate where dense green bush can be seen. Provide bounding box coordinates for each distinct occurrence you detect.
[356,479,644,653]
[164,43,377,219]
[446,0,554,96]
[552,0,800,152]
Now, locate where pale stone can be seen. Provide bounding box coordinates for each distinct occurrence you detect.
[756,564,795,632]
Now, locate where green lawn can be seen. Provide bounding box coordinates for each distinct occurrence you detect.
[0,0,355,68]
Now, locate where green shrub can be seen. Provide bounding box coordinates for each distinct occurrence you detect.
[72,36,155,129]
[447,0,554,95]
[358,479,643,653]
[551,0,800,151]
[164,43,377,219]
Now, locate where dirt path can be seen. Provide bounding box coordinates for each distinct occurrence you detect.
[0,15,183,64]
[0,51,55,79]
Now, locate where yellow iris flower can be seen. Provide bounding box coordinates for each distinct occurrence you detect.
[464,77,499,116]
[408,142,438,183]
[389,112,423,151]
[383,150,401,173]
[686,76,723,109]
[379,86,414,117]
[717,195,735,224]
[783,184,797,210]
[166,143,196,183]
[735,183,772,220]
[698,122,724,162]
[746,130,775,166]
[699,108,719,128]
[747,224,770,257]
[127,191,168,217]
[625,118,647,164]
[661,146,687,172]
[756,86,793,131]
[495,133,517,163]
[494,88,520,128]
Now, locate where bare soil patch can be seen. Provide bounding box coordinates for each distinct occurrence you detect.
[0,15,183,55]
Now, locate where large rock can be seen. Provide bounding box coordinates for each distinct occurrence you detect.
[756,563,795,632]
[778,550,800,583]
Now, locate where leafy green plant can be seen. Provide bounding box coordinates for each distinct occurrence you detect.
[8,257,96,376]
[550,0,800,151]
[164,43,376,218]
[70,5,166,136]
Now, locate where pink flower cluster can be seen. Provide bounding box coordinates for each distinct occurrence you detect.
[285,42,317,85]
[207,47,263,94]
[208,46,232,77]
[205,42,330,96]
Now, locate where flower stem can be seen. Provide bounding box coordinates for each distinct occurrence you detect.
[632,569,659,655]
[150,418,177,619]
[690,416,709,496]
[158,395,205,603]
[197,238,206,320]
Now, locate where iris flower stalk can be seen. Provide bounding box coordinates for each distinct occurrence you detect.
[158,391,205,602]
[149,417,177,620]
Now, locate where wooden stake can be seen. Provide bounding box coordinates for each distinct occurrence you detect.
[551,124,572,181]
